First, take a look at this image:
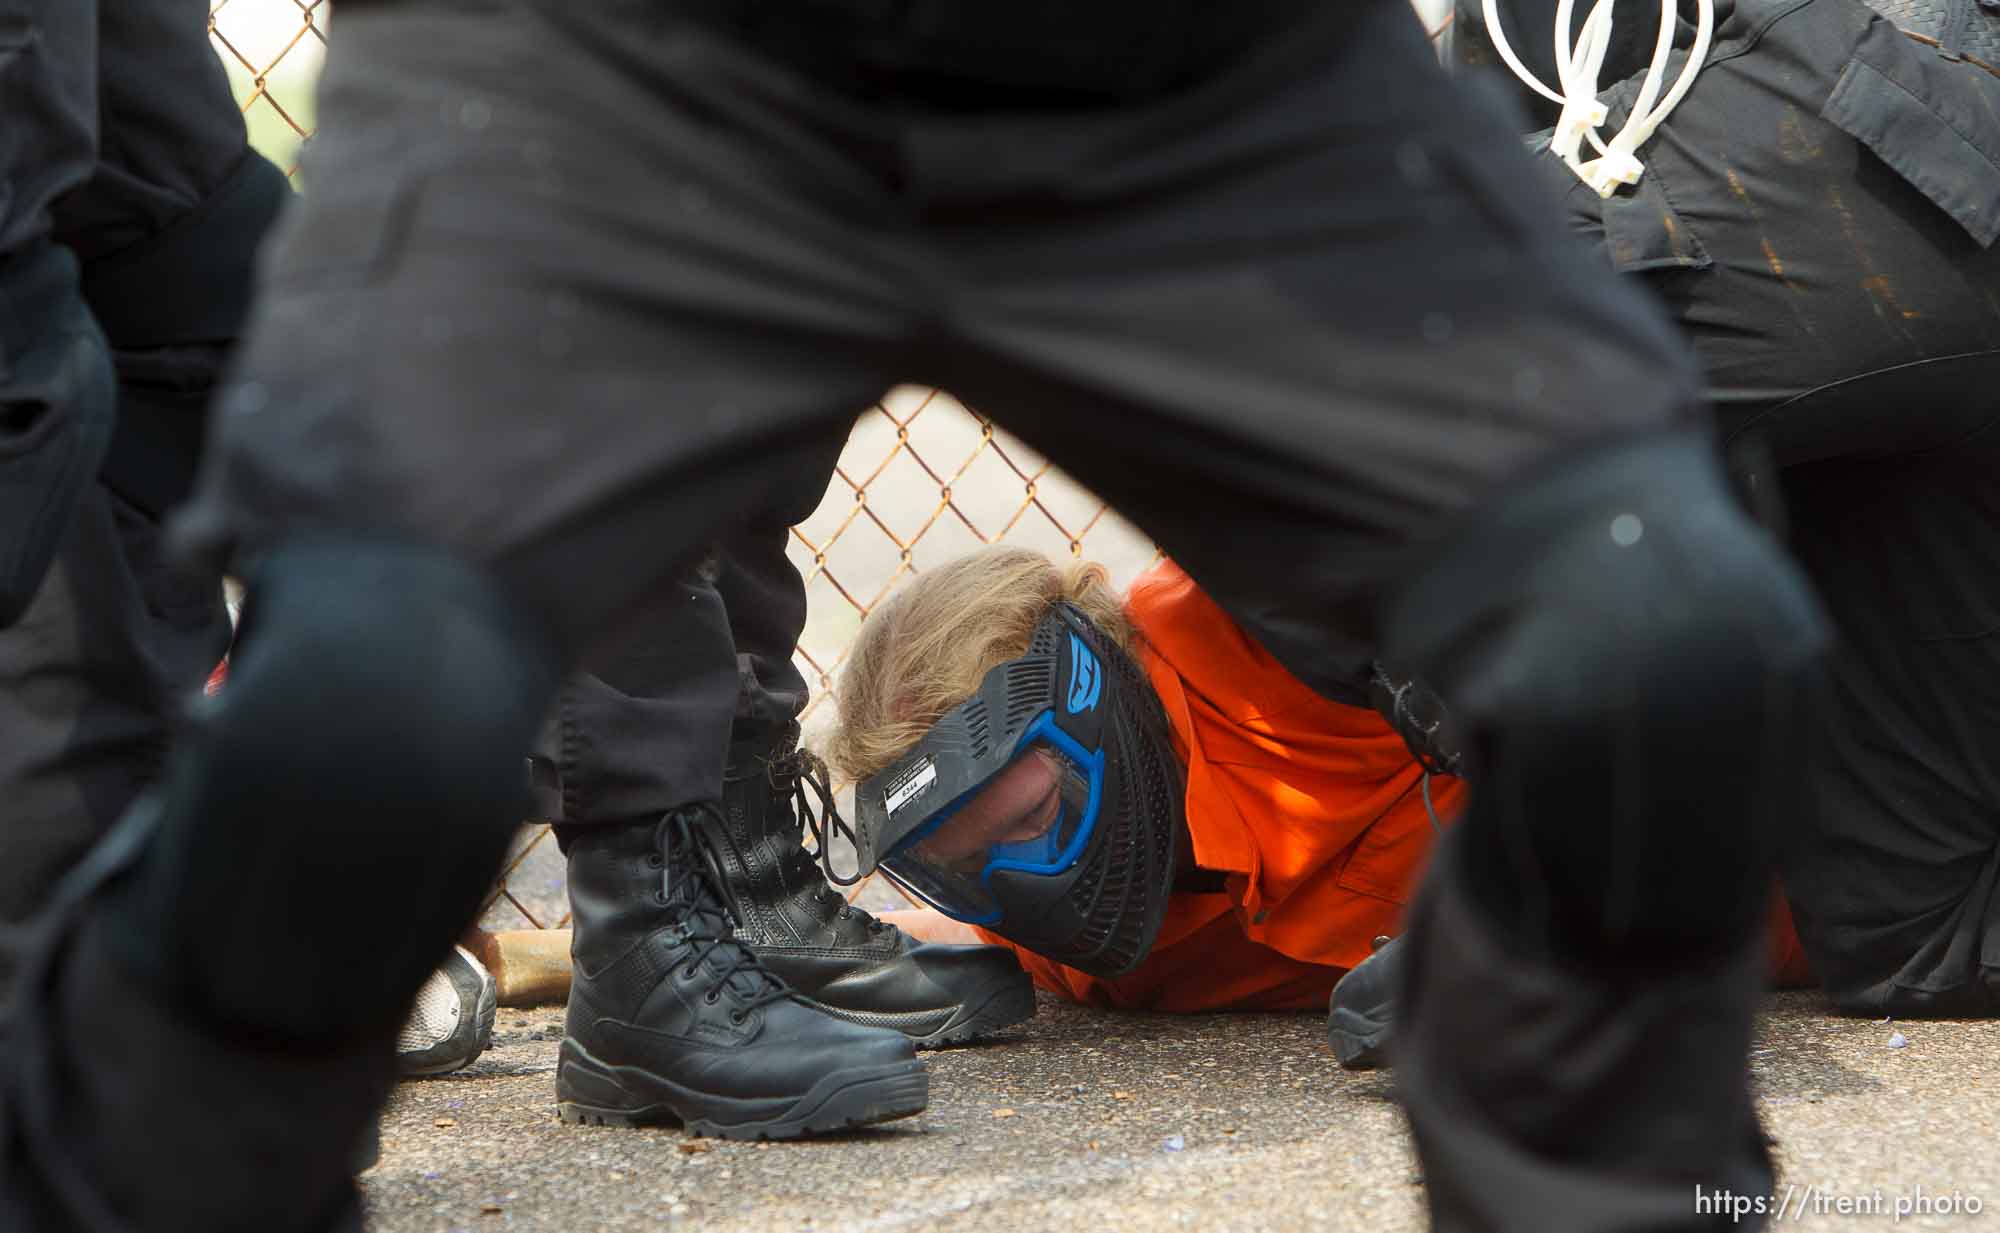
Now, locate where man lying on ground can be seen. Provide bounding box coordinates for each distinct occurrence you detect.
[812,544,1813,1041]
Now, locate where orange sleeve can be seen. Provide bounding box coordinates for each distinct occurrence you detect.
[1766,888,1816,989]
[976,899,1343,1012]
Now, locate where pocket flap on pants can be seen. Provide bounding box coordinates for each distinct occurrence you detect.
[1821,21,2000,247]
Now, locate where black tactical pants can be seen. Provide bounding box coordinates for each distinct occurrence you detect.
[182,2,1698,851]
[1552,0,2000,1016]
[0,3,305,1231]
[177,0,1701,688]
[0,0,286,1003]
[549,429,845,829]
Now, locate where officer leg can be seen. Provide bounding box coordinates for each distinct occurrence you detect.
[926,1,1825,1224]
[550,407,1026,1053]
[715,513,821,749]
[0,0,288,1004]
[702,438,1037,1045]
[0,486,229,1008]
[1379,436,1824,1230]
[7,4,943,1221]
[1778,433,2000,1017]
[1530,0,2000,1022]
[2,539,561,1233]
[0,0,113,627]
[547,432,842,837]
[551,567,740,837]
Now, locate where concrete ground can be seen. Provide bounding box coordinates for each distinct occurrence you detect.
[362,992,1998,1232]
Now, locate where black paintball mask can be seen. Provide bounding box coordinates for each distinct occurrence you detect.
[850,602,1185,979]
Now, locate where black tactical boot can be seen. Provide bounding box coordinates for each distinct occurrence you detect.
[558,807,928,1139]
[1327,934,1401,1069]
[703,727,1035,1048]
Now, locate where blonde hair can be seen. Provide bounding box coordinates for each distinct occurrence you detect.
[821,545,1134,784]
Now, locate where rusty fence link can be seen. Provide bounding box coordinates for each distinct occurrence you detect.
[212,0,1453,928]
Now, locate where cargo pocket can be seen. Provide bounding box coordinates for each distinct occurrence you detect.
[1820,19,2000,247]
[1599,170,1714,273]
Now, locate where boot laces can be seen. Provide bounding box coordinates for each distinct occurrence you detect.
[771,748,894,933]
[769,747,867,890]
[1373,665,1462,837]
[656,807,793,1013]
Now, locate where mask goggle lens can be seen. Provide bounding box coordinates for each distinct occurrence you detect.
[882,736,1097,925]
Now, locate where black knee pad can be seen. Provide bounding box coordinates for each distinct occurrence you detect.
[108,539,561,1040]
[85,152,293,518]
[81,151,292,352]
[1386,431,1829,964]
[215,539,558,826]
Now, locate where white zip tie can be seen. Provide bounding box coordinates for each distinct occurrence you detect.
[1481,0,1715,195]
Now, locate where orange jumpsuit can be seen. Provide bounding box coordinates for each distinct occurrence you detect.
[976,560,1813,1010]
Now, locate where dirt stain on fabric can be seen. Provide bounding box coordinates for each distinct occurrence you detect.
[1777,107,1824,163]
[1760,238,1792,281]
[1661,211,1683,254]
[1828,183,1926,350]
[1861,275,1921,320]
[1724,160,1816,337]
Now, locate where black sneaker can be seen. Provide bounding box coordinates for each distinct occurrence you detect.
[704,727,1035,1048]
[1328,934,1401,1070]
[557,807,928,1139]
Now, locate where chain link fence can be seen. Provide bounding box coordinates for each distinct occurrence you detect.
[209,0,326,177]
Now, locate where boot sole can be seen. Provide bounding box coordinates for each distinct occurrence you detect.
[913,975,1037,1049]
[1327,1006,1392,1071]
[812,970,1037,1050]
[555,1039,928,1140]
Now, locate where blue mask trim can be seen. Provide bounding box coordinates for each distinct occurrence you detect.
[882,708,1106,928]
[1066,633,1102,714]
